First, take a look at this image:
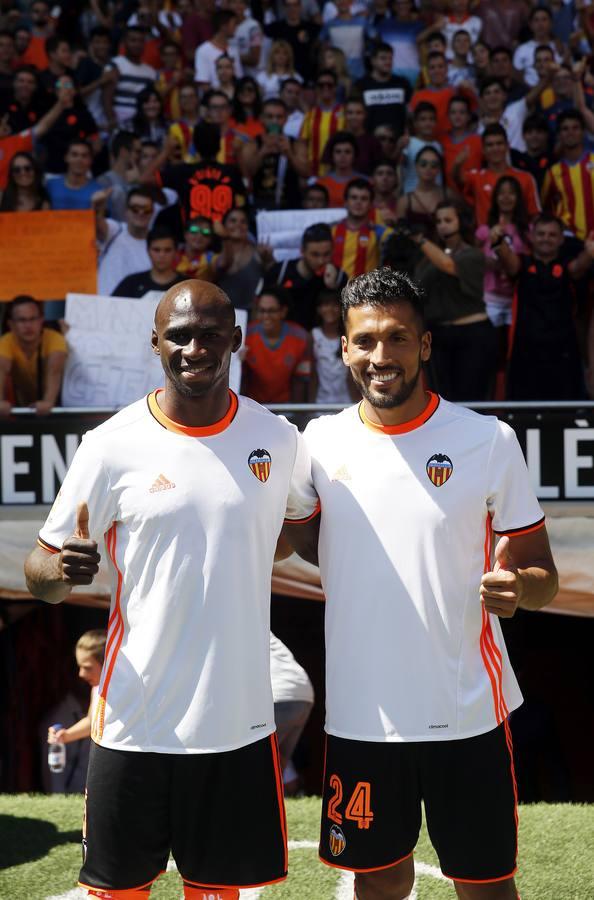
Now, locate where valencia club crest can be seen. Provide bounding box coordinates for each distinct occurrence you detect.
[329,824,346,856]
[248,449,272,482]
[426,453,453,487]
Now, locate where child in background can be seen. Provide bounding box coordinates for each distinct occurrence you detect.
[47,630,106,747]
[175,216,219,280]
[310,290,353,404]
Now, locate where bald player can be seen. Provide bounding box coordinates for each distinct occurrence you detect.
[25,281,319,900]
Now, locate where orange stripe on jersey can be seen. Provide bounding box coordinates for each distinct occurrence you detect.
[37,536,60,553]
[495,516,545,537]
[96,522,124,739]
[358,392,440,435]
[270,734,289,873]
[479,516,509,725]
[148,389,238,436]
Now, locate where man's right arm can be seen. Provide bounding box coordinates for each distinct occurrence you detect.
[25,503,101,604]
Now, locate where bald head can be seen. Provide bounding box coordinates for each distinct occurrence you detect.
[152,278,242,401]
[155,279,235,331]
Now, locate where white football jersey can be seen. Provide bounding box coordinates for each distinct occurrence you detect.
[303,393,545,743]
[39,391,318,754]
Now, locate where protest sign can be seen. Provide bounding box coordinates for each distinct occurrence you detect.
[0,211,96,300]
[62,293,247,408]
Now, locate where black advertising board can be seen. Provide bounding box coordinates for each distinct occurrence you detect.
[1,406,594,505]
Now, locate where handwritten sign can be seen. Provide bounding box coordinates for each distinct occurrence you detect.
[62,293,247,408]
[0,210,97,300]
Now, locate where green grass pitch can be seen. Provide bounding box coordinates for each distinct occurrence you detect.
[1,795,593,899]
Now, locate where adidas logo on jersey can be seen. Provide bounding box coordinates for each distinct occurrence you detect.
[331,464,351,482]
[149,474,176,493]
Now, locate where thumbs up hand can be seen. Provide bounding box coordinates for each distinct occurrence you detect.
[479,536,523,618]
[60,502,101,586]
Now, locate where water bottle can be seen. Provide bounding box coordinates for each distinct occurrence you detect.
[48,723,66,774]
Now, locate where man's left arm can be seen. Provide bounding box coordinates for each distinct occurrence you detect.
[480,527,558,617]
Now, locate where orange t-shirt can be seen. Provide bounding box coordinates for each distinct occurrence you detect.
[441,132,483,188]
[18,35,49,70]
[410,87,457,139]
[0,130,34,190]
[244,321,311,403]
[464,166,541,226]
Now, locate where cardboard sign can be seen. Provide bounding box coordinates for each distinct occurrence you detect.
[62,293,247,408]
[0,210,97,300]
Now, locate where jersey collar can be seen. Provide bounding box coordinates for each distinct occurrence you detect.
[358,391,440,435]
[147,389,238,437]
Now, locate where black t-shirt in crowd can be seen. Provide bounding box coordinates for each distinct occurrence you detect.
[159,159,246,224]
[111,270,186,298]
[264,20,320,82]
[264,258,347,330]
[353,74,411,134]
[252,136,302,210]
[510,148,554,192]
[41,99,98,172]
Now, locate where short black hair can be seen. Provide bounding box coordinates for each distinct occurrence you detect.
[522,113,549,135]
[345,177,373,201]
[425,31,446,45]
[412,101,437,118]
[45,34,69,56]
[371,42,393,57]
[303,183,329,204]
[66,138,92,156]
[533,212,563,231]
[7,295,41,319]
[89,25,112,41]
[212,10,237,33]
[557,109,585,131]
[127,185,154,206]
[256,286,289,308]
[529,4,552,20]
[110,130,138,157]
[490,45,512,60]
[147,226,177,247]
[302,222,332,247]
[341,267,425,332]
[479,76,507,96]
[482,123,508,143]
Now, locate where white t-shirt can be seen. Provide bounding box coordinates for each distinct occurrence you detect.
[232,15,265,78]
[39,392,318,754]
[111,55,156,124]
[302,394,544,743]
[194,40,243,87]
[478,98,528,152]
[270,633,314,704]
[312,327,351,404]
[513,40,562,87]
[442,14,483,58]
[97,220,151,295]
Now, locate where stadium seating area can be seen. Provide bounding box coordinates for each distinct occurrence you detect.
[2,0,594,408]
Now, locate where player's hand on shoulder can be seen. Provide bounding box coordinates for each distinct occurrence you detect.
[60,502,101,586]
[479,536,522,618]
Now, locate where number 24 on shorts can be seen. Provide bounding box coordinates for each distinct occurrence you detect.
[327,775,374,830]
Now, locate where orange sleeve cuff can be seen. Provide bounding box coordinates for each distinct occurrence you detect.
[37,536,60,554]
[494,516,545,538]
[284,501,321,525]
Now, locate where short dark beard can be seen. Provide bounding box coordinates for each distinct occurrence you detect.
[356,357,423,409]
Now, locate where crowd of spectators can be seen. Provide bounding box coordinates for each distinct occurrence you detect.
[2,0,594,410]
